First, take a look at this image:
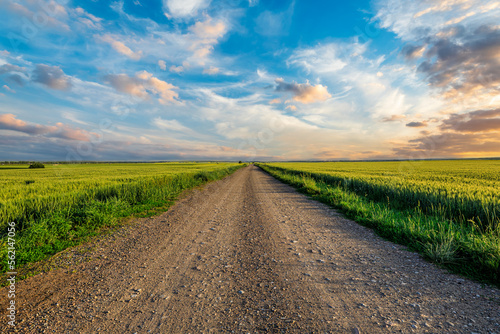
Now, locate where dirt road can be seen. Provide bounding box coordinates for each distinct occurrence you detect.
[2,165,499,333]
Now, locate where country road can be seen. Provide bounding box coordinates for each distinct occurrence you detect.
[1,165,499,333]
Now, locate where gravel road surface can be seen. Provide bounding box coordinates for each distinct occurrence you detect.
[1,165,499,333]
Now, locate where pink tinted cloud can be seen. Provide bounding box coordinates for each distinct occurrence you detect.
[275,78,331,104]
[105,71,179,104]
[100,35,143,60]
[0,114,95,141]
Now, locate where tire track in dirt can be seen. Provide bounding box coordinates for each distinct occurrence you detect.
[1,165,499,333]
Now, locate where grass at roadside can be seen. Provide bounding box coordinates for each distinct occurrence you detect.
[257,163,500,287]
[1,163,244,273]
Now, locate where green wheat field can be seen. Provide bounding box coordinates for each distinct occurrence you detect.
[258,160,500,285]
[1,160,499,286]
[0,162,242,273]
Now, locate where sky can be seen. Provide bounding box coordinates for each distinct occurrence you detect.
[0,0,499,161]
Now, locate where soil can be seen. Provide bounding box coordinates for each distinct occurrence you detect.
[1,165,499,333]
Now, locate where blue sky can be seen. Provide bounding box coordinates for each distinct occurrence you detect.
[0,0,499,161]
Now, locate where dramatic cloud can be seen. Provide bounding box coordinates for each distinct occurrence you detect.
[0,114,95,141]
[100,35,143,60]
[105,71,179,104]
[275,78,331,104]
[401,44,426,59]
[32,64,72,90]
[395,108,500,158]
[2,0,499,161]
[417,25,500,103]
[377,0,500,109]
[163,0,210,18]
[394,132,500,158]
[440,108,500,133]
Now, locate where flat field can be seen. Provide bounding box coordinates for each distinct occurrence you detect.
[2,165,498,333]
[259,160,500,284]
[0,162,242,272]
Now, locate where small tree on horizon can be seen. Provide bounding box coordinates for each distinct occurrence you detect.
[29,162,45,169]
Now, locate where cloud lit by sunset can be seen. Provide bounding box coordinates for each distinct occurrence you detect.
[0,0,499,161]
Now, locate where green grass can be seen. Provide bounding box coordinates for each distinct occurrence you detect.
[1,162,244,272]
[257,161,500,287]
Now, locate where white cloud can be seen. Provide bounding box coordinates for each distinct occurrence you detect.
[375,0,499,41]
[100,35,143,60]
[154,118,191,132]
[158,60,167,70]
[376,0,500,112]
[275,78,331,104]
[73,7,102,30]
[163,0,210,18]
[187,17,227,64]
[169,65,184,73]
[203,66,220,75]
[105,71,179,104]
[288,43,351,74]
[1,1,70,31]
[287,41,439,118]
[189,17,226,39]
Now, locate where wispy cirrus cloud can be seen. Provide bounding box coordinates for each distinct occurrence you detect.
[99,34,143,60]
[0,114,96,141]
[0,0,70,31]
[254,1,295,37]
[154,118,191,133]
[73,7,103,30]
[163,0,210,19]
